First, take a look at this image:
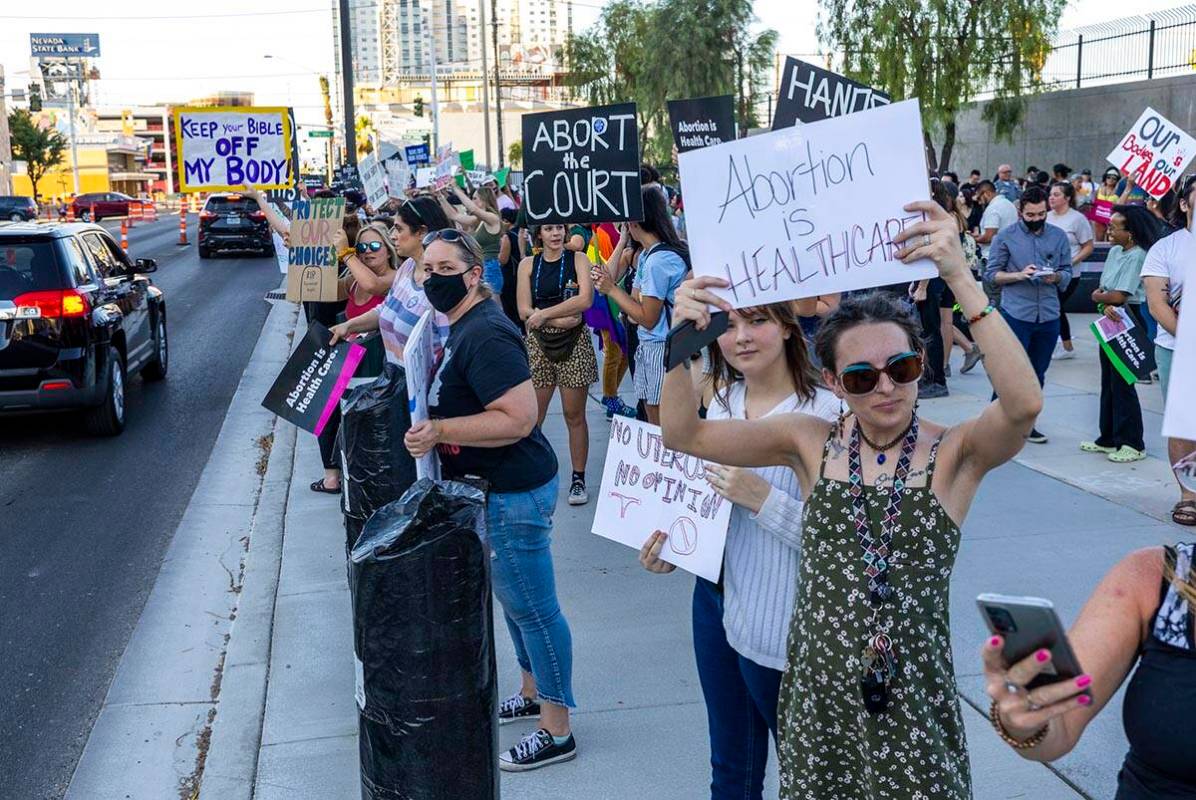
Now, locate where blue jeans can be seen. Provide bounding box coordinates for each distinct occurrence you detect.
[692,577,782,800]
[1001,311,1060,388]
[486,476,574,707]
[483,257,504,294]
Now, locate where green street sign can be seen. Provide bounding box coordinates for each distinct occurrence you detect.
[308,130,334,138]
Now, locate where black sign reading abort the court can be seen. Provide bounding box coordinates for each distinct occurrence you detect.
[521,102,643,225]
[772,58,892,130]
[668,95,736,154]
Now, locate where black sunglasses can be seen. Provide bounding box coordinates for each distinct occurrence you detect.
[422,228,465,247]
[355,241,384,254]
[839,351,923,395]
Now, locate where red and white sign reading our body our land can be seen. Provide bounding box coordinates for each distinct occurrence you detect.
[1107,108,1196,199]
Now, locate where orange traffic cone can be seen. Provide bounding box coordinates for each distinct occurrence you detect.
[120,219,129,252]
[66,203,75,222]
[177,212,188,245]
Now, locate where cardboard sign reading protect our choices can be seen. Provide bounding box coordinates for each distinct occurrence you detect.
[593,418,731,581]
[174,106,293,192]
[285,197,346,303]
[772,58,891,130]
[678,98,936,309]
[1107,107,1196,199]
[668,95,736,153]
[521,103,644,225]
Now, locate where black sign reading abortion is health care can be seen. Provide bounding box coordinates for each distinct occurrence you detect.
[668,95,736,154]
[262,322,365,436]
[521,103,643,225]
[772,58,892,130]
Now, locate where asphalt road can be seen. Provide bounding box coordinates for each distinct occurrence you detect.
[0,216,284,800]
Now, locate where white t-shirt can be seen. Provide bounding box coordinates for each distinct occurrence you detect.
[979,195,1019,259]
[1047,208,1094,263]
[1141,227,1193,351]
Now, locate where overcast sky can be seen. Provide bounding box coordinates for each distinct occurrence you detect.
[0,0,1188,127]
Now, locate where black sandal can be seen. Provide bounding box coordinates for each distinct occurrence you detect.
[1171,500,1196,527]
[310,478,341,495]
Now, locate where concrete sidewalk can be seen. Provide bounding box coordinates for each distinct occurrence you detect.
[204,314,1184,800]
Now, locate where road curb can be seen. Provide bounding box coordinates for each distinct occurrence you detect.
[198,412,298,800]
[63,290,300,800]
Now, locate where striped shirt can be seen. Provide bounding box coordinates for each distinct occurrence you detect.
[377,258,450,366]
[707,382,839,670]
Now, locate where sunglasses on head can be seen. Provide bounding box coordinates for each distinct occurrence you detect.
[355,241,384,254]
[422,228,465,247]
[839,351,923,395]
[402,199,425,225]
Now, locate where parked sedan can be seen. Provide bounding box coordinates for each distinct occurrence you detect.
[70,192,150,222]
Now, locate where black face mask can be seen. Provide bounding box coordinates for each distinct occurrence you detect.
[1024,218,1045,233]
[423,271,471,313]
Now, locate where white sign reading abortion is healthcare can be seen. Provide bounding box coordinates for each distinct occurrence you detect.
[174,106,293,192]
[678,98,936,308]
[593,418,731,581]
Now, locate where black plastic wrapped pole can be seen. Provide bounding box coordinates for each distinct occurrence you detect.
[340,363,418,557]
[350,479,498,800]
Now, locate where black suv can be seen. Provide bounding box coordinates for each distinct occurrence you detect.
[0,222,167,435]
[0,196,38,222]
[197,193,274,259]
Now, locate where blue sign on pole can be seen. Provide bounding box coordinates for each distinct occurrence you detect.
[30,33,101,57]
[405,143,431,166]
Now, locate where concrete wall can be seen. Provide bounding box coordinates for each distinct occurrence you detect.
[949,73,1196,176]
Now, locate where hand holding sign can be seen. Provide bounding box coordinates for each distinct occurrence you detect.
[1107,108,1196,199]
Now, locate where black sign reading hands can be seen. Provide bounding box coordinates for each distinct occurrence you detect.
[772,58,892,130]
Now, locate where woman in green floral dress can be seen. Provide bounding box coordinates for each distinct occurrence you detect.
[660,200,1045,799]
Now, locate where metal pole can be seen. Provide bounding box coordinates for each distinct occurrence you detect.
[67,60,81,195]
[1076,34,1083,89]
[1147,20,1156,80]
[338,0,358,165]
[478,0,492,166]
[428,3,440,153]
[492,0,504,167]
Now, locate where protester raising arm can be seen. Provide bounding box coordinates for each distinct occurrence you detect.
[436,189,477,229]
[242,187,290,237]
[331,224,397,297]
[451,182,502,234]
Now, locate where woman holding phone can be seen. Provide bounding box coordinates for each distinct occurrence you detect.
[660,200,1043,799]
[980,541,1195,798]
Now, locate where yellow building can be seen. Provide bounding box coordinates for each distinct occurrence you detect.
[13,133,154,202]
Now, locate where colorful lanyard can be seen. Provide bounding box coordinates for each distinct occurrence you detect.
[847,414,919,713]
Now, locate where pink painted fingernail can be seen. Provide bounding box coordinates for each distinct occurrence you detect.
[1075,675,1092,689]
[989,636,1002,648]
[1035,649,1050,663]
[1077,695,1091,706]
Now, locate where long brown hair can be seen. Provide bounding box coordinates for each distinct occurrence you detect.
[708,302,819,413]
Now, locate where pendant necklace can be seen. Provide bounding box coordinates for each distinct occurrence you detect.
[857,417,916,465]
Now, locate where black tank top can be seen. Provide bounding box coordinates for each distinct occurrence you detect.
[1116,542,1196,799]
[531,251,576,310]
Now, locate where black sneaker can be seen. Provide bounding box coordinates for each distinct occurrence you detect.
[1026,428,1048,444]
[499,728,577,772]
[498,692,540,725]
[568,478,588,506]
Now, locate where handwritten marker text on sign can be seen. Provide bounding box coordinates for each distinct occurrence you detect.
[679,98,935,309]
[1106,107,1196,200]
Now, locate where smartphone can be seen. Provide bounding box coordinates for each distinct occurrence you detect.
[976,593,1091,695]
[664,313,730,372]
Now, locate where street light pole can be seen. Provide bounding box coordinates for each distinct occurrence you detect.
[492,0,504,167]
[478,0,492,166]
[66,59,81,195]
[338,0,358,166]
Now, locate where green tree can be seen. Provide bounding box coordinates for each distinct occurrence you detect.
[507,140,523,168]
[818,0,1064,171]
[8,109,66,203]
[562,0,776,165]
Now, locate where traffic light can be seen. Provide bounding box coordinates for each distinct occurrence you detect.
[28,84,42,112]
[413,96,424,117]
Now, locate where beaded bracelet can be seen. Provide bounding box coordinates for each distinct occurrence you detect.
[968,305,996,326]
[989,699,1049,750]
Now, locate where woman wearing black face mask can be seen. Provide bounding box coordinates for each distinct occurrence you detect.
[405,229,579,772]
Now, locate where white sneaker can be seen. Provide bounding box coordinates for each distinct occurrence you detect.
[1052,345,1075,360]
